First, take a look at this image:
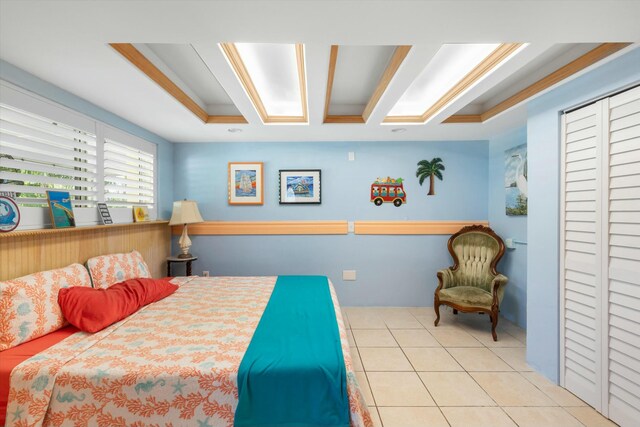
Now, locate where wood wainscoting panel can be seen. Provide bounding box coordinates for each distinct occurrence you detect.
[0,221,170,281]
[354,220,489,235]
[172,221,349,235]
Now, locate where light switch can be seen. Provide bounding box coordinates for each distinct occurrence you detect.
[348,151,355,161]
[343,270,357,281]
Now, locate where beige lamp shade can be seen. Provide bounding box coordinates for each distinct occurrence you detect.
[169,200,204,225]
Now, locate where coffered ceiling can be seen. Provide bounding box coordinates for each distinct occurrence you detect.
[0,1,638,143]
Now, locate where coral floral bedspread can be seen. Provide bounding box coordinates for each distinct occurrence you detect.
[5,276,372,427]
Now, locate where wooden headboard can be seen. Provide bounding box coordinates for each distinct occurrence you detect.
[0,221,171,281]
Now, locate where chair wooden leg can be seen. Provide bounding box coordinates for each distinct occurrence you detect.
[491,309,499,341]
[453,309,458,314]
[434,304,440,326]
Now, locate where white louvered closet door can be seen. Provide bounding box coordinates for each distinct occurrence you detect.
[561,85,640,427]
[561,101,603,409]
[607,86,640,427]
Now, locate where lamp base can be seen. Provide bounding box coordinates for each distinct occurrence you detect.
[177,253,194,259]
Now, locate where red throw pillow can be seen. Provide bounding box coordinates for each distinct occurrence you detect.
[58,278,178,333]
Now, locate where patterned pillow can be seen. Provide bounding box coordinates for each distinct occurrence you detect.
[86,250,151,289]
[0,263,92,351]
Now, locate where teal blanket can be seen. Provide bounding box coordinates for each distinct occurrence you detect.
[234,276,349,427]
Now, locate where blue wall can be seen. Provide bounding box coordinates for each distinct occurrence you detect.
[488,127,528,328]
[172,140,489,306]
[0,59,175,218]
[526,48,640,383]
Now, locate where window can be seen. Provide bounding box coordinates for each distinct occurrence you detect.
[0,82,158,228]
[103,138,155,207]
[0,104,98,208]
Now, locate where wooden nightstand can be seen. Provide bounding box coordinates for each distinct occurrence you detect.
[166,256,198,277]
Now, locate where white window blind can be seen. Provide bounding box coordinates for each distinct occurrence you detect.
[103,137,155,207]
[0,103,98,207]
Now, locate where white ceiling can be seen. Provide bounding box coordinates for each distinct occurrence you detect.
[0,0,639,143]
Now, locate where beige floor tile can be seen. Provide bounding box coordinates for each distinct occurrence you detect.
[473,329,525,348]
[355,371,374,406]
[430,327,483,347]
[368,406,382,427]
[502,323,526,343]
[405,348,463,371]
[414,314,440,329]
[504,407,584,427]
[341,310,350,329]
[347,329,356,347]
[510,329,526,344]
[350,346,364,372]
[491,347,532,371]
[565,406,619,427]
[367,372,435,406]
[344,307,387,316]
[407,307,434,316]
[419,372,496,406]
[359,347,413,371]
[384,316,424,329]
[521,371,587,407]
[471,372,556,406]
[378,307,414,315]
[448,347,514,371]
[353,329,398,347]
[378,407,449,427]
[347,314,388,329]
[390,329,440,347]
[441,407,517,427]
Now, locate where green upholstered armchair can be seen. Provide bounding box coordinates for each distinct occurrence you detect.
[434,225,508,341]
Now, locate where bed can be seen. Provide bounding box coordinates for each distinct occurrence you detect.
[2,275,372,427]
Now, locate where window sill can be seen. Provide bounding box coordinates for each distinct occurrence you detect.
[0,220,169,238]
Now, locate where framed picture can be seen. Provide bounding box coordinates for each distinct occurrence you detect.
[0,196,20,232]
[505,143,528,216]
[133,206,150,222]
[228,162,264,205]
[97,202,113,225]
[46,190,76,228]
[279,169,321,204]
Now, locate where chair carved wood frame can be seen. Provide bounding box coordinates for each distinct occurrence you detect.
[434,224,507,341]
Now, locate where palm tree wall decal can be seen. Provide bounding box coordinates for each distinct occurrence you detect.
[416,158,445,196]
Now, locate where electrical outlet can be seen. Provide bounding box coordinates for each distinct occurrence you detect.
[342,270,356,281]
[348,151,355,161]
[203,271,210,277]
[348,221,354,233]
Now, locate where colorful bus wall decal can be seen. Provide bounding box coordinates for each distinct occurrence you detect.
[370,177,406,207]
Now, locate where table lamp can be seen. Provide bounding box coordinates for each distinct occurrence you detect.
[169,200,204,258]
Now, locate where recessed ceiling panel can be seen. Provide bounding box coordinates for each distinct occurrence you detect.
[454,43,601,115]
[110,43,247,124]
[328,46,396,115]
[145,43,241,116]
[324,45,411,123]
[220,42,307,123]
[386,43,504,122]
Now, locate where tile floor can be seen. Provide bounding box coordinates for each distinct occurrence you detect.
[342,307,618,427]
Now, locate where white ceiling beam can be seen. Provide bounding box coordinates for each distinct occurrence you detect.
[365,45,442,125]
[427,42,556,125]
[304,43,331,126]
[192,43,262,125]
